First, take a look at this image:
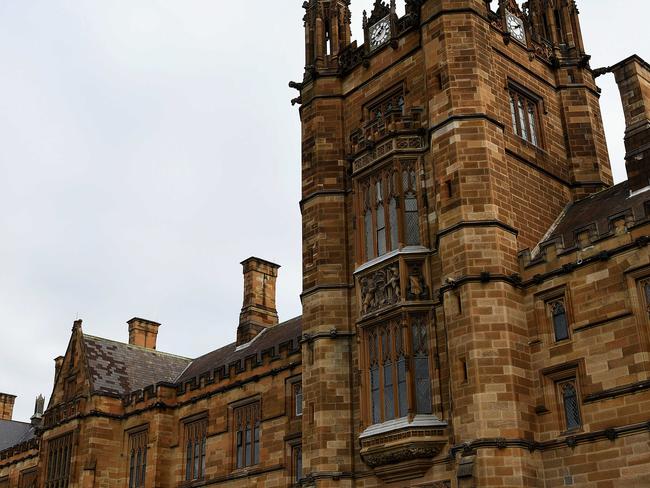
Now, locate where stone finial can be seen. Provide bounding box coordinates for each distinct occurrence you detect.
[31,394,45,426]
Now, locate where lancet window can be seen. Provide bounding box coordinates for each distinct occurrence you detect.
[184,418,207,481]
[128,429,148,488]
[234,402,260,469]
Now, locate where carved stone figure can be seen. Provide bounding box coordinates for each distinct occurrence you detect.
[384,265,401,303]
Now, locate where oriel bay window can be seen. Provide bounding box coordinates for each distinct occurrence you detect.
[366,314,433,424]
[184,417,207,481]
[360,161,422,262]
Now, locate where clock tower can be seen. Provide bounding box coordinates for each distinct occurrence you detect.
[293,0,613,486]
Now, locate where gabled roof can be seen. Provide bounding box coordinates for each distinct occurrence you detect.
[83,335,192,397]
[0,420,34,451]
[80,317,302,398]
[546,180,650,249]
[176,316,302,384]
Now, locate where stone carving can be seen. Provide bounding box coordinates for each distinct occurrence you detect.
[406,262,429,300]
[360,264,401,315]
[352,135,424,174]
[361,441,443,468]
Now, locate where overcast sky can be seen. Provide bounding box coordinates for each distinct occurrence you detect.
[1,1,647,422]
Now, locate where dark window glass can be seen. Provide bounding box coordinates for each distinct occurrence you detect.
[397,356,408,417]
[19,470,38,488]
[561,382,582,430]
[389,197,399,251]
[367,316,433,424]
[293,445,303,483]
[412,318,433,414]
[294,382,303,417]
[377,204,386,256]
[235,403,260,469]
[45,433,72,488]
[184,418,207,481]
[364,210,374,260]
[644,282,650,316]
[369,331,381,424]
[551,300,569,341]
[358,163,421,263]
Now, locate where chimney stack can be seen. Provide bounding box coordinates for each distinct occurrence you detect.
[0,393,16,421]
[611,55,650,193]
[128,318,160,350]
[237,257,280,345]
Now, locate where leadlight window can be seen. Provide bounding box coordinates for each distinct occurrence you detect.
[370,91,405,121]
[367,315,432,424]
[45,433,73,488]
[184,418,207,481]
[550,299,569,342]
[643,281,650,316]
[560,380,582,431]
[235,402,260,469]
[360,161,421,262]
[128,430,148,488]
[509,89,540,146]
[19,470,38,488]
[293,382,303,417]
[292,445,303,484]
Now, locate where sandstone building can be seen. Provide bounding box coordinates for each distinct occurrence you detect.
[2,0,650,486]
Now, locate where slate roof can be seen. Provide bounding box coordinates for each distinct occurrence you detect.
[546,180,650,250]
[177,316,302,384]
[0,420,34,451]
[83,335,192,396]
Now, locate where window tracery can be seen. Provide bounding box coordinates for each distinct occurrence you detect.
[366,314,433,425]
[359,161,421,263]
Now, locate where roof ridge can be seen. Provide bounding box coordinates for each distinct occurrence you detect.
[83,334,192,361]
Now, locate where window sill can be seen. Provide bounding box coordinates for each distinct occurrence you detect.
[355,246,431,275]
[360,414,447,439]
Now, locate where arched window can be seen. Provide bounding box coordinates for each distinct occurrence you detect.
[403,167,421,246]
[561,381,581,430]
[184,418,207,480]
[551,300,569,342]
[376,179,386,256]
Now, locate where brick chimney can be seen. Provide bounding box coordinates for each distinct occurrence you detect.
[237,257,280,346]
[611,55,650,192]
[0,393,16,421]
[128,318,160,350]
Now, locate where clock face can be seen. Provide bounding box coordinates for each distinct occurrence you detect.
[369,16,390,50]
[506,11,526,43]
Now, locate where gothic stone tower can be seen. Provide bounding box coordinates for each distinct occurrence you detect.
[293,0,612,486]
